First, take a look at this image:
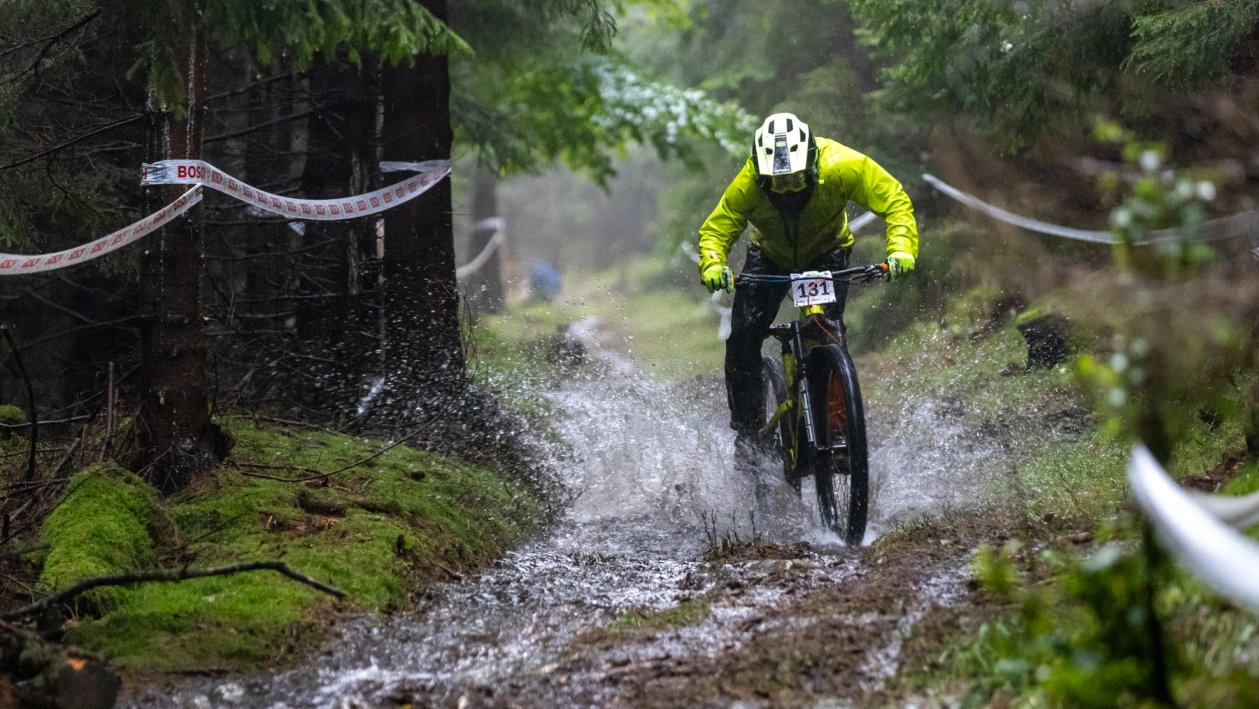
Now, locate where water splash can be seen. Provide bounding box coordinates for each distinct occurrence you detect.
[865,394,1006,536]
[125,326,1010,708]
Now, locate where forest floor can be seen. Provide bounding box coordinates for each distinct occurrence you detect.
[4,417,547,677]
[99,261,1259,706]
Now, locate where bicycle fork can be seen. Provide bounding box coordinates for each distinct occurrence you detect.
[791,322,821,452]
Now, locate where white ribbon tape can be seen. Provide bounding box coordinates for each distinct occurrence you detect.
[924,174,1118,243]
[142,159,451,221]
[1129,444,1259,612]
[924,173,1259,245]
[0,186,203,275]
[1188,488,1259,530]
[849,211,877,233]
[456,217,506,279]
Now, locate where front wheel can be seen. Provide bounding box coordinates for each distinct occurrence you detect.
[807,344,869,546]
[762,357,797,491]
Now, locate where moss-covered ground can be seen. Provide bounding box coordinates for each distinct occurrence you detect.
[37,417,542,673]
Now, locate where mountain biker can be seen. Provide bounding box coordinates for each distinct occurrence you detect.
[697,112,918,463]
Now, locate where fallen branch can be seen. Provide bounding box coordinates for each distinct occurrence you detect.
[233,461,323,476]
[2,561,344,619]
[47,436,82,479]
[245,415,334,431]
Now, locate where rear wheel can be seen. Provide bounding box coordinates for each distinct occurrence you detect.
[761,357,798,491]
[806,344,869,545]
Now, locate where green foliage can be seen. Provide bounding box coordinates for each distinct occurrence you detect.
[52,419,541,672]
[0,405,23,426]
[1127,1,1259,87]
[847,0,1133,150]
[964,537,1177,708]
[1070,133,1254,462]
[963,521,1259,709]
[1222,461,1259,496]
[472,254,725,384]
[125,0,470,108]
[453,0,621,73]
[1015,433,1130,520]
[457,54,753,183]
[846,222,982,353]
[39,465,158,609]
[1106,153,1218,275]
[848,0,1259,146]
[208,0,469,68]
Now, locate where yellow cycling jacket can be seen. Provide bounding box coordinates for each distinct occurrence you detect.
[697,137,918,274]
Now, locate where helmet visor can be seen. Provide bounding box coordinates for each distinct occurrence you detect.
[770,172,806,193]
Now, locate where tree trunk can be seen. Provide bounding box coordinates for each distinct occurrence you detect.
[378,0,465,422]
[296,57,380,420]
[465,166,505,314]
[136,4,219,491]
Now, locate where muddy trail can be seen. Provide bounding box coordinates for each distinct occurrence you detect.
[125,337,1018,709]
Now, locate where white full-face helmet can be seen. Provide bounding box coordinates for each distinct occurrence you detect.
[752,112,816,193]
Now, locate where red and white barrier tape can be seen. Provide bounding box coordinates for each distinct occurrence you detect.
[141,159,451,220]
[0,159,451,277]
[0,186,202,275]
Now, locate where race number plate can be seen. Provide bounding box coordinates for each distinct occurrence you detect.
[790,271,836,307]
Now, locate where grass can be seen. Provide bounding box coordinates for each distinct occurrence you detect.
[471,254,726,385]
[852,291,1259,707]
[1011,433,1129,519]
[0,404,23,426]
[1222,462,1259,497]
[40,417,542,673]
[604,596,712,637]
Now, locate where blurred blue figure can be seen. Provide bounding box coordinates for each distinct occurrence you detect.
[529,260,562,301]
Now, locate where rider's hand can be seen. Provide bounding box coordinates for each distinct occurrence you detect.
[702,264,734,293]
[887,252,916,282]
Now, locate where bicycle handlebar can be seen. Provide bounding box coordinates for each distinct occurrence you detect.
[733,262,889,287]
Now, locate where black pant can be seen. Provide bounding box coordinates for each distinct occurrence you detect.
[726,246,851,438]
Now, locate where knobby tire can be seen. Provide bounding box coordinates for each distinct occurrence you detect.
[761,357,797,491]
[807,343,869,546]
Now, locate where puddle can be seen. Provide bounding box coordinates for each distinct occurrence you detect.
[125,338,995,708]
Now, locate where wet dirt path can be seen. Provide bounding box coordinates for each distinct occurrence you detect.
[125,349,1001,709]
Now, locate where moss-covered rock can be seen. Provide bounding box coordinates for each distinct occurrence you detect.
[40,418,543,673]
[39,465,156,609]
[0,404,23,427]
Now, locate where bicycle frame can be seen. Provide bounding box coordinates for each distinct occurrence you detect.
[738,264,886,477]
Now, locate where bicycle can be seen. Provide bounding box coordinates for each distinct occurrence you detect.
[735,263,888,545]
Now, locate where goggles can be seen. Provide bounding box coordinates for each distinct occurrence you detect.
[769,171,807,193]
